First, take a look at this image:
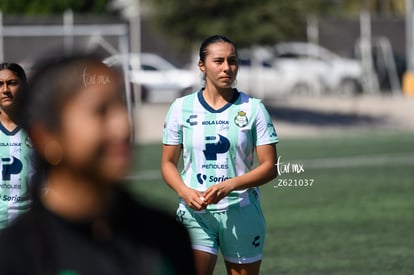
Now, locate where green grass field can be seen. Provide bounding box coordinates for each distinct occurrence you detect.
[125,130,414,275]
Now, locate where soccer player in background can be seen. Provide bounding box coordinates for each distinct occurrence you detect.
[162,35,279,275]
[0,63,32,229]
[0,53,196,274]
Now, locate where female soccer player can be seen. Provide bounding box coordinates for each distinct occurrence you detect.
[162,35,279,275]
[0,53,195,274]
[0,63,32,229]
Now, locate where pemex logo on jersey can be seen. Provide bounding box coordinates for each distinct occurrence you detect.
[1,157,23,181]
[234,111,248,127]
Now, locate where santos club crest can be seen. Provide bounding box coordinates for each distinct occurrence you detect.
[234,111,248,127]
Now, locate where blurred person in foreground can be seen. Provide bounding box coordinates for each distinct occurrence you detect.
[162,35,279,275]
[0,53,196,275]
[0,63,33,229]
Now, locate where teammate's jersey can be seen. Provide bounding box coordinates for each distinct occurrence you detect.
[0,123,33,229]
[163,89,279,211]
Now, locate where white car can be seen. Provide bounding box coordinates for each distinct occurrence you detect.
[274,42,363,95]
[236,43,363,98]
[104,53,200,103]
[236,46,322,99]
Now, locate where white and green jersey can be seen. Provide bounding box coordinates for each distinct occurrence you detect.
[163,89,279,211]
[0,123,33,229]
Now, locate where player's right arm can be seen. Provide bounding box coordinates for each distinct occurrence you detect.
[161,144,207,211]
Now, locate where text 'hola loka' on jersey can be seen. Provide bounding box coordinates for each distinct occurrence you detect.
[163,89,279,211]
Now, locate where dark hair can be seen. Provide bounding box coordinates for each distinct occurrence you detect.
[199,35,238,63]
[0,62,28,91]
[17,53,106,133]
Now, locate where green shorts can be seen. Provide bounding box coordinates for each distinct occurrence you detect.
[176,200,266,264]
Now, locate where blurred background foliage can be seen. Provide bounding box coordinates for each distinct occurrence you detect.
[0,0,110,14]
[149,0,338,48]
[0,0,406,48]
[147,0,405,48]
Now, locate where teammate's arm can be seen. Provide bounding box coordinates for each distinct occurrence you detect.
[203,143,278,204]
[161,144,207,210]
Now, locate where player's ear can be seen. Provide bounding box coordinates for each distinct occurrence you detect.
[198,60,205,74]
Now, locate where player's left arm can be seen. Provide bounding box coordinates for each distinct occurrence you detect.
[203,143,278,204]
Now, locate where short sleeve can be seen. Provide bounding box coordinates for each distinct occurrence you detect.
[253,101,279,146]
[162,99,183,145]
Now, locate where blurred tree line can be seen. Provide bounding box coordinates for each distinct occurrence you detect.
[146,0,405,49]
[148,0,334,48]
[0,0,110,14]
[0,0,406,49]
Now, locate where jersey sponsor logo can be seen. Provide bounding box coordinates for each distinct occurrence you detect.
[201,163,228,169]
[203,135,230,161]
[0,142,21,147]
[196,173,231,184]
[1,194,27,202]
[0,183,21,189]
[252,235,261,248]
[196,173,207,184]
[218,124,230,132]
[202,120,229,126]
[186,114,198,126]
[234,111,248,127]
[1,157,23,181]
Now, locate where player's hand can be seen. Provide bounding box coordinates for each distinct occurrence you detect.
[181,187,208,210]
[203,182,232,205]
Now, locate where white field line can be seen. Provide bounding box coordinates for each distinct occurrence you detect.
[126,152,414,181]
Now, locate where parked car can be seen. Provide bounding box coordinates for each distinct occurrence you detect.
[274,42,363,95]
[104,53,200,103]
[237,46,323,98]
[236,42,363,98]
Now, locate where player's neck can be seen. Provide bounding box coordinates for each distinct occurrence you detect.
[202,86,235,110]
[0,109,18,132]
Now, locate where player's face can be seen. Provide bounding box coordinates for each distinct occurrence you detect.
[57,64,131,183]
[0,69,20,111]
[200,42,238,90]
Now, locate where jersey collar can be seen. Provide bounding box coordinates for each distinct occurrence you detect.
[0,121,20,136]
[197,88,240,113]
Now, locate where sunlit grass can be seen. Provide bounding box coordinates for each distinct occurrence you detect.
[126,131,414,274]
